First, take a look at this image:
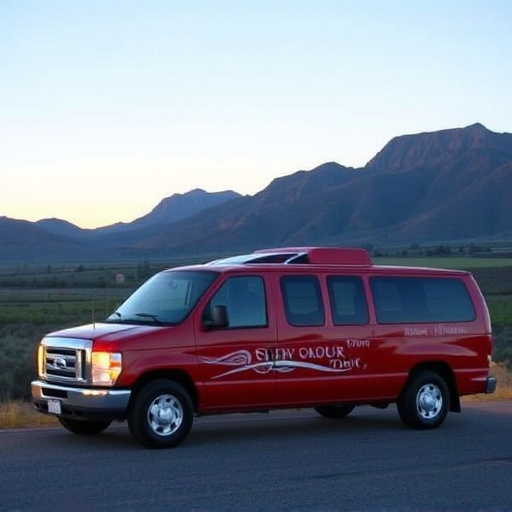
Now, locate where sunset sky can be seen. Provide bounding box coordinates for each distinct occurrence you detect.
[1,0,511,229]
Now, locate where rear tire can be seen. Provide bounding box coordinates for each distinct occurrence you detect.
[58,418,112,435]
[397,371,449,429]
[128,379,193,449]
[315,404,355,419]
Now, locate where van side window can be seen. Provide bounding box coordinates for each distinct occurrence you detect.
[205,276,267,328]
[281,276,325,326]
[370,276,476,324]
[327,276,369,325]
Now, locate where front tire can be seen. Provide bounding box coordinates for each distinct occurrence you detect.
[58,418,112,435]
[397,371,449,429]
[315,404,355,419]
[128,379,194,449]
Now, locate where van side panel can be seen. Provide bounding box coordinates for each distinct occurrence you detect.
[368,271,493,398]
[274,271,392,406]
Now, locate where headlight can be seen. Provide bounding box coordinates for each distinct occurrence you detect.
[37,344,45,377]
[91,352,122,386]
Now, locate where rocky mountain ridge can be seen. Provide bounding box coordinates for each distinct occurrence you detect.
[1,123,511,262]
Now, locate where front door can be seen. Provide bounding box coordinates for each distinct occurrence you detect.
[195,274,278,410]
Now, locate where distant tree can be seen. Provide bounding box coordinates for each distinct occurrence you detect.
[431,244,451,256]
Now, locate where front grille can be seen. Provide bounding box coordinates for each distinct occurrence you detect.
[46,347,84,380]
[40,337,92,384]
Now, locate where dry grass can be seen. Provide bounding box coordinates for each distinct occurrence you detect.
[0,401,58,429]
[463,362,512,402]
[492,363,512,399]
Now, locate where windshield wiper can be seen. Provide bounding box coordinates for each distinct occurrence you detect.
[133,313,164,325]
[105,311,165,325]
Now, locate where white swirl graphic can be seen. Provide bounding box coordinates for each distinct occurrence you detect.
[202,349,358,379]
[275,360,353,373]
[202,349,252,366]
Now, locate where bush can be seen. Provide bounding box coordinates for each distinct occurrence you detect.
[493,326,512,370]
[0,327,42,401]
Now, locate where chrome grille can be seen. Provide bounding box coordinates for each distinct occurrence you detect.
[46,347,82,380]
[40,337,92,384]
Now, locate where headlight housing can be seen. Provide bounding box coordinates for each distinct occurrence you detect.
[91,352,122,386]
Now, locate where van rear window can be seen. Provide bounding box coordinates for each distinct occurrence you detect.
[370,276,476,324]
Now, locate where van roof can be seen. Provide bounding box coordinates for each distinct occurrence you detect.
[207,247,373,266]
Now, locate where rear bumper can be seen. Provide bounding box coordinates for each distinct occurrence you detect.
[31,380,131,420]
[486,376,497,394]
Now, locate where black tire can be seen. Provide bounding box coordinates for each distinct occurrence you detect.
[58,418,112,435]
[127,379,194,449]
[397,371,449,429]
[315,404,355,419]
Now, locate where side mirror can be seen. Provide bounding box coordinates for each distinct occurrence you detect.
[203,305,229,330]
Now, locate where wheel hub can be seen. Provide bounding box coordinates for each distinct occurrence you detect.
[417,384,442,419]
[148,394,183,436]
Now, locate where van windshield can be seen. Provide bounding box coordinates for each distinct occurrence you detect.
[105,270,218,326]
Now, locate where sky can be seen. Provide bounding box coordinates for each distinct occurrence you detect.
[1,0,511,229]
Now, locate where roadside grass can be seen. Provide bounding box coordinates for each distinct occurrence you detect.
[0,401,58,429]
[493,364,512,399]
[462,363,512,402]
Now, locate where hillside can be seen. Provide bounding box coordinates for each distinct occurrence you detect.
[0,217,91,262]
[1,123,511,262]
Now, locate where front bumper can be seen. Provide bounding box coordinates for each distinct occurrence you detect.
[31,380,131,421]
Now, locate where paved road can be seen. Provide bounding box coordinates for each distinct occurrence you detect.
[1,401,511,512]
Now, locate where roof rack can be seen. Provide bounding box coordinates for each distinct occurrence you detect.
[208,247,372,266]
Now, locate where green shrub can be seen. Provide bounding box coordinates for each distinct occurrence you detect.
[0,327,42,401]
[493,326,512,370]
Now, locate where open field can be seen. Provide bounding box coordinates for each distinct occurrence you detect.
[0,254,511,427]
[377,256,512,269]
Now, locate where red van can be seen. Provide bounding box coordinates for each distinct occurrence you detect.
[31,247,496,448]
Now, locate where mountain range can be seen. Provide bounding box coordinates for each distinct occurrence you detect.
[1,122,511,263]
